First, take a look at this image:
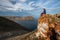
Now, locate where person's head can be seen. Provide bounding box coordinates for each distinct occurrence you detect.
[41,8,46,16]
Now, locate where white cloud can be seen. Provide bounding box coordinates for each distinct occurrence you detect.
[29,1,35,6]
[1,0,59,12]
[0,0,14,11]
[5,3,34,11]
[0,0,35,11]
[13,3,34,10]
[6,8,16,11]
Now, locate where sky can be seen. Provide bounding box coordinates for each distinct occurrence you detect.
[0,0,60,18]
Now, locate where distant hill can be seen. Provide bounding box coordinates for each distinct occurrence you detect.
[0,16,37,30]
[0,16,34,39]
[0,16,32,32]
[2,16,35,21]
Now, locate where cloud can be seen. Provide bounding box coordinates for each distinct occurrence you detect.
[0,0,14,11]
[0,0,35,11]
[0,0,60,13]
[3,3,35,11]
[29,1,35,6]
[13,3,34,10]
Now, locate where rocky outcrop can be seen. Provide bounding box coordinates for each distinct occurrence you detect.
[36,14,60,40]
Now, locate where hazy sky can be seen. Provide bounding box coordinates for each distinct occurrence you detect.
[0,0,60,17]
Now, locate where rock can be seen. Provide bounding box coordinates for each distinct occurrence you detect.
[36,14,60,40]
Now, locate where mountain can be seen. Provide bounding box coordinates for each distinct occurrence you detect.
[3,16,35,21]
[1,16,37,30]
[0,16,33,39]
[0,16,32,31]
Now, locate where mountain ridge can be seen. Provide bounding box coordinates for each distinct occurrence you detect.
[2,16,35,21]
